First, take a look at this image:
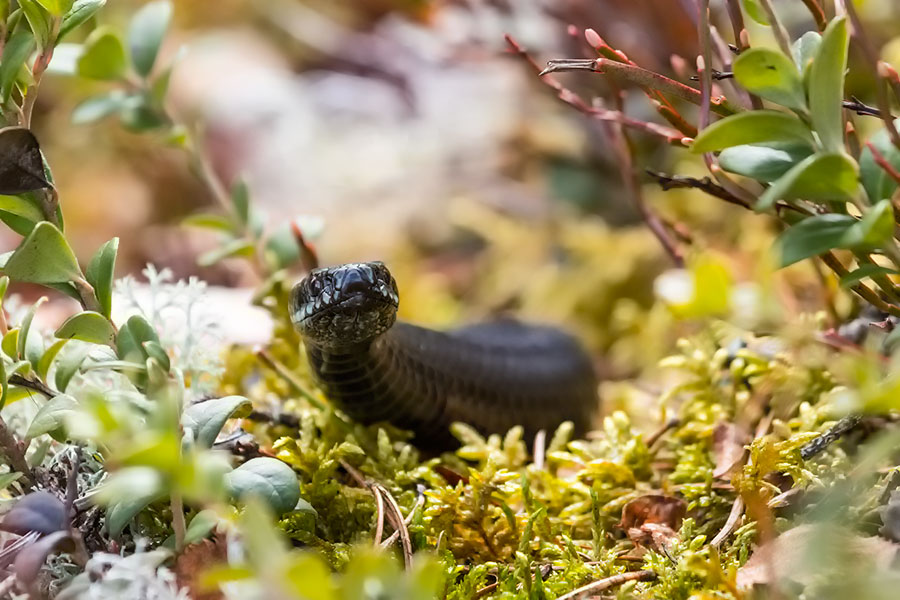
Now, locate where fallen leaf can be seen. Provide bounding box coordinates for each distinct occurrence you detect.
[736,524,900,589]
[619,494,686,531]
[712,421,748,478]
[174,536,227,600]
[0,127,51,194]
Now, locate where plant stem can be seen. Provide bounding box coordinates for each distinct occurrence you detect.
[801,0,828,31]
[757,0,795,59]
[21,17,60,129]
[171,492,186,552]
[540,58,741,116]
[0,416,34,490]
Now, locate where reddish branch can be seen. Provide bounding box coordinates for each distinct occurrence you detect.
[800,0,827,31]
[866,142,900,187]
[504,36,688,146]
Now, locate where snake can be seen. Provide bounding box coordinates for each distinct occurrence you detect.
[289,261,599,449]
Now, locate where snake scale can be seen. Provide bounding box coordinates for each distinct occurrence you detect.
[290,262,599,449]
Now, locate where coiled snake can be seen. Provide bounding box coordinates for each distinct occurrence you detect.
[290,262,599,449]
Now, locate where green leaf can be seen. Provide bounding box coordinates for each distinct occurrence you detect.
[2,328,18,358]
[59,0,107,42]
[35,0,73,16]
[0,195,42,224]
[859,118,900,203]
[841,200,895,249]
[792,31,822,75]
[77,28,127,81]
[182,213,234,232]
[756,153,858,211]
[54,343,91,392]
[55,312,115,346]
[741,0,768,25]
[128,0,172,77]
[733,48,805,111]
[36,338,67,379]
[263,223,301,270]
[118,96,167,131]
[71,91,127,125]
[19,0,51,49]
[26,394,78,439]
[184,509,218,545]
[197,238,254,267]
[3,222,82,284]
[776,214,855,267]
[0,31,35,105]
[141,340,169,372]
[225,457,301,516]
[85,238,118,318]
[718,143,813,182]
[96,467,166,537]
[182,396,251,448]
[0,128,51,195]
[17,296,45,364]
[230,179,250,226]
[0,472,22,492]
[808,17,849,152]
[0,356,7,409]
[839,264,900,288]
[115,314,159,362]
[691,111,814,154]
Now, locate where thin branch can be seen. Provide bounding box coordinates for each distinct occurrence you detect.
[845,0,900,150]
[555,570,656,600]
[0,417,34,491]
[254,347,326,410]
[646,169,752,209]
[372,485,385,546]
[504,36,689,145]
[711,496,744,548]
[20,18,60,129]
[799,414,862,459]
[539,58,740,116]
[801,0,828,31]
[820,251,900,317]
[757,0,795,59]
[723,0,748,51]
[697,1,714,132]
[866,142,900,187]
[844,96,891,118]
[9,374,56,398]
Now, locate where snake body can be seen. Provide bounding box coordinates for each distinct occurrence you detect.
[290,262,598,449]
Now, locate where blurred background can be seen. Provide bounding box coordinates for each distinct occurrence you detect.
[17,0,900,381]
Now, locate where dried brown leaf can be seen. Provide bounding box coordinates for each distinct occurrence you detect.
[619,494,686,531]
[712,421,748,478]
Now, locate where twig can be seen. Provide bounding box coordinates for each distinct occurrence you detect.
[339,460,412,568]
[254,348,326,410]
[600,100,684,266]
[504,36,688,146]
[697,0,714,132]
[555,570,656,600]
[865,142,900,187]
[844,96,890,118]
[820,251,900,317]
[372,485,385,546]
[799,414,862,459]
[845,0,900,150]
[21,17,60,128]
[539,58,740,116]
[381,486,424,548]
[801,0,828,31]
[711,496,744,547]
[723,0,748,51]
[246,409,301,429]
[171,492,186,552]
[8,374,56,398]
[757,0,795,59]
[646,169,752,210]
[0,417,34,491]
[532,430,546,470]
[646,418,681,448]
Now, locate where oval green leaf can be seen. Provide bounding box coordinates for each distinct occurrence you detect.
[756,152,858,211]
[55,311,115,346]
[691,111,814,154]
[225,457,301,516]
[718,142,813,182]
[859,119,900,203]
[3,222,81,284]
[128,0,172,77]
[808,17,848,152]
[26,393,78,439]
[59,0,107,42]
[77,28,127,81]
[776,213,855,267]
[85,237,118,319]
[182,395,252,449]
[733,47,805,111]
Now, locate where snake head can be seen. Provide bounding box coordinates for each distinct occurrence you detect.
[290,261,399,349]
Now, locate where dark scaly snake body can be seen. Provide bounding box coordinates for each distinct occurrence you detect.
[291,262,599,449]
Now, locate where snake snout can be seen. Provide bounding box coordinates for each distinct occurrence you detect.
[339,268,370,298]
